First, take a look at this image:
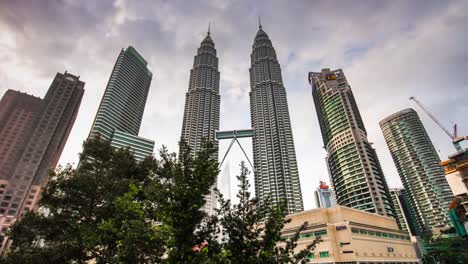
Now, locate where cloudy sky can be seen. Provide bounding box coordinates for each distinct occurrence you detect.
[1,0,467,209]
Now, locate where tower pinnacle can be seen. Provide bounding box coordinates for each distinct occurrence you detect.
[208,21,211,35]
[258,16,262,29]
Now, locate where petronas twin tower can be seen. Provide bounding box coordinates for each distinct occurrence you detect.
[181,23,303,214]
[181,29,220,214]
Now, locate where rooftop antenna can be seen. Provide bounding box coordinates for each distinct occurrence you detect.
[258,16,262,29]
[208,21,210,35]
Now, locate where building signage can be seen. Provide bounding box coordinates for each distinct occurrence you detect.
[336,225,347,231]
[339,242,351,247]
[326,74,337,80]
[340,250,354,254]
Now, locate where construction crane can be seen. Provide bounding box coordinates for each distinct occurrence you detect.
[409,96,467,151]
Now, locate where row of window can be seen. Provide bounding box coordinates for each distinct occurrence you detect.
[306,251,329,259]
[351,228,410,240]
[282,229,327,241]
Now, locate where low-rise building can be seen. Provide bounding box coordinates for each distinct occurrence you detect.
[283,206,419,263]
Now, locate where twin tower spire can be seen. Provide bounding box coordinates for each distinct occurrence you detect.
[206,17,262,34]
[181,22,303,215]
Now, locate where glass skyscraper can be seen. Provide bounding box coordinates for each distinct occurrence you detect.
[309,68,394,217]
[88,46,154,160]
[380,108,452,235]
[249,24,303,214]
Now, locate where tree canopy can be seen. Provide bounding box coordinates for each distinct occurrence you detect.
[3,138,319,263]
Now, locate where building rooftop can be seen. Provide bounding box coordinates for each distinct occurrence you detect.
[379,108,416,126]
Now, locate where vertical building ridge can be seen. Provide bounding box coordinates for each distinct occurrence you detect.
[250,26,304,214]
[181,31,221,215]
[309,68,395,217]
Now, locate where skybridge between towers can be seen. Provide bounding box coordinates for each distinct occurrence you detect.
[215,129,255,171]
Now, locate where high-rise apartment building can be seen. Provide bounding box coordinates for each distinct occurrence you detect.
[249,24,303,214]
[180,29,220,215]
[314,181,336,208]
[380,109,452,235]
[88,46,154,160]
[0,71,84,239]
[390,188,413,234]
[309,68,394,217]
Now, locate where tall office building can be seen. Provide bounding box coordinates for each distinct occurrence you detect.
[180,29,220,215]
[314,181,336,208]
[88,46,154,160]
[380,108,452,235]
[309,68,394,217]
[0,71,84,237]
[249,23,303,214]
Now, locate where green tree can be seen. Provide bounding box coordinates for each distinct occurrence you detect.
[422,236,468,264]
[215,162,321,264]
[145,140,220,263]
[3,138,320,264]
[3,137,167,263]
[2,137,220,264]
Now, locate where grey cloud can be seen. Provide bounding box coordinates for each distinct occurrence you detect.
[0,0,467,209]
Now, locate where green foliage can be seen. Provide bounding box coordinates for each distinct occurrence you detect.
[3,137,218,263]
[3,138,318,263]
[422,236,468,264]
[4,137,167,263]
[146,140,219,263]
[216,161,321,264]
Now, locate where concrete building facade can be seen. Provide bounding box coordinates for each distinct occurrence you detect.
[283,206,419,263]
[309,68,394,217]
[380,109,452,235]
[0,72,85,249]
[249,24,303,214]
[87,46,154,160]
[180,29,220,215]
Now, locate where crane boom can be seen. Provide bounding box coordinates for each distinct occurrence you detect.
[409,96,465,151]
[409,96,454,139]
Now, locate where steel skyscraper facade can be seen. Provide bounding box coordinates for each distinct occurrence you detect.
[88,46,154,160]
[0,72,84,247]
[309,68,394,217]
[380,108,452,235]
[249,24,303,214]
[181,30,220,215]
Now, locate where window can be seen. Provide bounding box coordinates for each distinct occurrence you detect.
[319,251,329,258]
[315,230,327,236]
